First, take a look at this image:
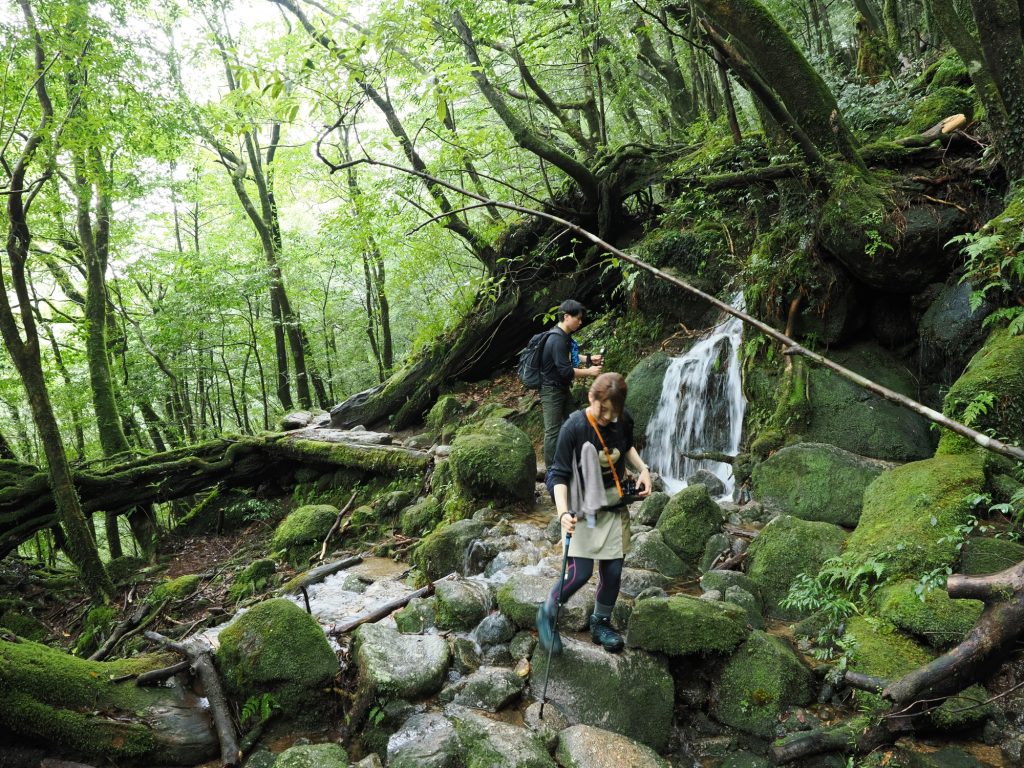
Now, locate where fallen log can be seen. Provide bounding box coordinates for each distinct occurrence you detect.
[89,599,167,661]
[279,555,363,595]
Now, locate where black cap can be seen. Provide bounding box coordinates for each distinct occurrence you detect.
[558,299,586,317]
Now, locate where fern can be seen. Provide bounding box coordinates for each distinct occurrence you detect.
[961,391,997,427]
[240,693,280,727]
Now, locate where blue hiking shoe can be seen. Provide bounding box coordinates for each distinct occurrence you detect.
[589,615,624,653]
[535,602,563,655]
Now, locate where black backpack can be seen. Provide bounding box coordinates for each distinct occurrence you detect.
[517,329,557,389]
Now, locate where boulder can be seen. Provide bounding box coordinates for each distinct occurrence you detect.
[216,599,338,721]
[473,613,516,647]
[448,705,556,767]
[687,469,726,498]
[634,491,670,526]
[624,352,671,448]
[656,484,724,569]
[387,712,462,768]
[618,567,671,598]
[845,455,985,579]
[275,743,349,768]
[394,597,436,634]
[449,418,536,502]
[228,558,276,602]
[722,586,764,629]
[918,281,992,382]
[627,594,749,656]
[712,630,815,738]
[700,570,763,610]
[960,537,1024,575]
[413,519,489,581]
[746,516,847,618]
[426,395,465,443]
[354,623,449,700]
[400,496,444,537]
[434,578,494,631]
[699,533,732,573]
[495,571,593,631]
[876,579,983,649]
[843,616,934,710]
[271,504,338,564]
[623,529,687,578]
[529,637,673,751]
[751,443,892,527]
[555,724,670,768]
[439,666,525,713]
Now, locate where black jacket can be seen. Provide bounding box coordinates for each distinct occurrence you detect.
[549,409,635,489]
[540,327,574,389]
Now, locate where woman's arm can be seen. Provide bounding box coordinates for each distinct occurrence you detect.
[625,447,653,497]
[554,483,576,535]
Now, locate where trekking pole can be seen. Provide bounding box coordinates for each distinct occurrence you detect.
[539,518,572,720]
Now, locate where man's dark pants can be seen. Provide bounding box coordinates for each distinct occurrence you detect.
[541,385,574,467]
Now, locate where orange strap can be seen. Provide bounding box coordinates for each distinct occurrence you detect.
[586,409,624,498]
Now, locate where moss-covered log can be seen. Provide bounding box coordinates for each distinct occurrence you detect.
[0,636,217,764]
[0,431,430,558]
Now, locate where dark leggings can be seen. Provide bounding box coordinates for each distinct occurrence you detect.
[549,557,623,607]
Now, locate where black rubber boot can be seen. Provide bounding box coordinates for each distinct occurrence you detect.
[536,602,563,655]
[589,615,624,653]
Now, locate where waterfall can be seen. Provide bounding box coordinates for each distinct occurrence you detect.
[643,297,746,498]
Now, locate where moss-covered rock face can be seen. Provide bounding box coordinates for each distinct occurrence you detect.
[215,598,337,721]
[655,484,724,570]
[228,559,277,602]
[426,394,465,443]
[623,529,687,578]
[434,578,494,631]
[712,630,815,738]
[796,344,934,461]
[905,86,976,134]
[627,594,749,656]
[0,639,213,764]
[450,706,555,768]
[876,579,983,649]
[399,495,443,537]
[624,351,671,448]
[274,743,349,768]
[942,328,1024,449]
[752,443,891,527]
[843,616,934,709]
[959,537,1024,575]
[635,490,670,527]
[412,519,488,582]
[448,418,535,502]
[0,608,48,642]
[149,574,201,604]
[747,516,847,619]
[845,455,985,580]
[270,504,339,563]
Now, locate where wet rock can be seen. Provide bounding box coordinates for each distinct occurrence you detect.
[919,280,992,382]
[897,745,985,767]
[394,597,437,634]
[699,533,732,572]
[529,637,673,752]
[723,585,763,629]
[439,666,525,712]
[355,623,450,699]
[495,572,593,631]
[716,750,771,768]
[656,484,725,570]
[275,743,349,768]
[434,577,494,631]
[619,568,670,598]
[464,539,499,575]
[473,612,516,646]
[635,491,670,526]
[555,724,670,768]
[481,644,513,666]
[624,352,671,448]
[700,570,763,610]
[387,712,461,768]
[485,548,533,577]
[450,636,481,675]
[413,519,488,581]
[522,700,568,751]
[623,529,686,577]
[509,631,536,660]
[628,594,749,656]
[687,469,726,498]
[353,754,384,768]
[447,705,556,767]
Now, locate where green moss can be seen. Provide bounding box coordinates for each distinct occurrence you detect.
[0,609,47,642]
[399,495,443,537]
[625,351,671,447]
[960,537,1024,575]
[280,437,431,476]
[876,579,983,648]
[73,604,117,656]
[844,616,934,711]
[412,519,488,582]
[228,558,277,602]
[215,599,337,722]
[750,430,784,462]
[921,52,970,91]
[0,639,179,761]
[275,743,349,768]
[942,328,1024,447]
[713,630,815,738]
[905,87,976,135]
[106,555,148,585]
[271,504,338,563]
[655,484,725,569]
[747,515,847,618]
[846,455,985,579]
[626,594,749,656]
[149,574,200,603]
[929,684,994,731]
[448,418,535,502]
[394,597,436,634]
[426,395,464,441]
[818,167,894,275]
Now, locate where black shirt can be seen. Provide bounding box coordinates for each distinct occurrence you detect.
[540,327,574,389]
[549,409,635,489]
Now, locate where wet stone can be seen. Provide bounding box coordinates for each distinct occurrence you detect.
[480,644,513,666]
[446,705,556,768]
[473,612,516,646]
[439,665,525,712]
[355,623,450,700]
[556,724,670,768]
[450,636,481,676]
[387,712,461,768]
[509,630,536,660]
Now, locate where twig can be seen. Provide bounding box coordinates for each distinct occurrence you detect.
[314,491,359,563]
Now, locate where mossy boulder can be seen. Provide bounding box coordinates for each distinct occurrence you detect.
[426,394,465,443]
[275,743,349,768]
[412,519,488,582]
[960,537,1024,575]
[942,328,1024,450]
[918,281,992,383]
[712,630,815,738]
[929,684,994,731]
[655,484,724,570]
[926,52,970,91]
[555,724,670,768]
[845,455,985,579]
[106,555,148,585]
[623,529,687,578]
[386,712,461,768]
[746,516,847,619]
[495,571,593,631]
[701,570,764,610]
[635,490,670,526]
[876,579,983,649]
[624,351,671,447]
[271,504,339,563]
[394,596,437,634]
[399,495,443,537]
[627,594,749,656]
[215,599,338,721]
[449,706,555,768]
[751,443,891,527]
[529,637,673,751]
[797,344,934,461]
[73,604,117,656]
[0,639,214,764]
[449,418,535,502]
[0,608,47,642]
[843,616,934,710]
[228,558,276,602]
[149,574,201,604]
[434,578,494,631]
[905,86,975,134]
[354,623,449,700]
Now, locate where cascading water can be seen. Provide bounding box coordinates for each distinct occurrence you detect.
[643,296,746,497]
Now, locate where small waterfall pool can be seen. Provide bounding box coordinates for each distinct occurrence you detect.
[642,297,746,498]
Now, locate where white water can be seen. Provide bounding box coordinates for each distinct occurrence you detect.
[643,297,746,497]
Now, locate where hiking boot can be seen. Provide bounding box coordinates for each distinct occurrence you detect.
[589,615,624,653]
[535,602,563,656]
